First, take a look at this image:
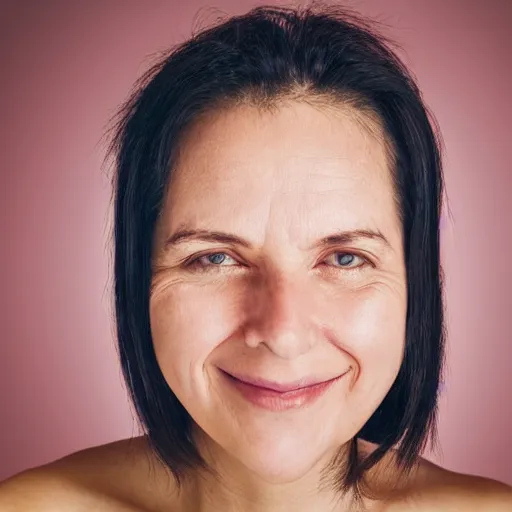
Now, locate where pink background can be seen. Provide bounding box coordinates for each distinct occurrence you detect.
[1,0,510,484]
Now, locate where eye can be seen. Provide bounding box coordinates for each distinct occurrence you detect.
[186,252,239,270]
[322,252,368,269]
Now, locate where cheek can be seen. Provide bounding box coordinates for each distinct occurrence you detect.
[339,286,406,354]
[328,285,407,423]
[150,279,242,395]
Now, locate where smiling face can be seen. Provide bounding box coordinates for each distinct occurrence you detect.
[150,100,407,484]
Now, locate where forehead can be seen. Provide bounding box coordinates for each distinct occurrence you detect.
[165,102,398,244]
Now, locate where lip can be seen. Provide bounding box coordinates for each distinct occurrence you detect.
[219,368,350,411]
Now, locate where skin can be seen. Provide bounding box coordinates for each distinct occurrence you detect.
[153,100,404,477]
[150,100,406,509]
[0,101,511,511]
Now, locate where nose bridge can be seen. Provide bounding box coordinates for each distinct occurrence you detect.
[245,272,315,359]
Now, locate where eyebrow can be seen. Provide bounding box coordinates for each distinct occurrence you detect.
[311,229,392,250]
[165,229,252,249]
[164,227,392,251]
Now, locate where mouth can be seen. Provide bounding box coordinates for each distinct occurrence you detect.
[219,368,350,411]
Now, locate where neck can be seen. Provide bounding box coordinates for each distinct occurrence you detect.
[178,434,376,512]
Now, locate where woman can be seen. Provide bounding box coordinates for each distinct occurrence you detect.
[1,4,510,511]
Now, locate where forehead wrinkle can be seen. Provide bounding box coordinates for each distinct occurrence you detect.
[163,101,398,253]
[171,101,391,197]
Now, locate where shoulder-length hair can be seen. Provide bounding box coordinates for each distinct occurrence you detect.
[107,3,446,502]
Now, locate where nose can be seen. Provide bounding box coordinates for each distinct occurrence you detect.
[243,273,317,359]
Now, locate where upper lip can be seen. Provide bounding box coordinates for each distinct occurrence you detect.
[220,368,348,393]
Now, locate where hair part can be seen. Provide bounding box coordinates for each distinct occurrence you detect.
[106,2,446,507]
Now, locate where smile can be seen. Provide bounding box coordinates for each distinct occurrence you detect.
[219,368,351,411]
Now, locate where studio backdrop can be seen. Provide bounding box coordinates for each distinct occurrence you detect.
[0,0,510,485]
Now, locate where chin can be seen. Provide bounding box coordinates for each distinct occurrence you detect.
[230,434,338,484]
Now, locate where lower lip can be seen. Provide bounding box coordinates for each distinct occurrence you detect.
[221,371,348,412]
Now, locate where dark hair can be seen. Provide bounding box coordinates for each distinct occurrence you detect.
[107,2,446,504]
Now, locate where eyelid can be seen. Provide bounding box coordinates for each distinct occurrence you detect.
[320,246,373,261]
[184,250,241,267]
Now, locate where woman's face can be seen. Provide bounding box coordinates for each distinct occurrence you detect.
[150,101,407,483]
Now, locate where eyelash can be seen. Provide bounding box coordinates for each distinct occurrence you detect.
[185,251,371,273]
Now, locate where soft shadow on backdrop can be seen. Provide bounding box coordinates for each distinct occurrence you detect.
[0,0,510,484]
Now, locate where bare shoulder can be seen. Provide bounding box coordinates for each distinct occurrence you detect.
[0,465,99,511]
[0,436,176,511]
[391,456,512,511]
[357,440,512,511]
